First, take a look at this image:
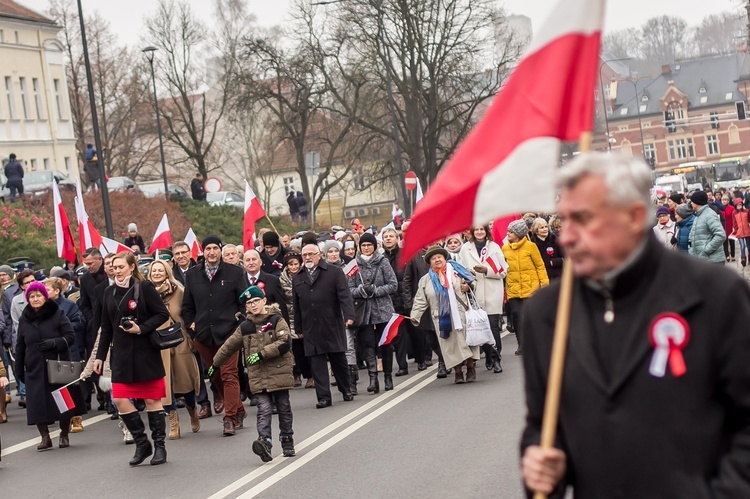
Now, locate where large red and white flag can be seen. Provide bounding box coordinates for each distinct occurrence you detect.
[100,236,134,255]
[243,180,266,250]
[379,313,406,346]
[148,214,173,252]
[52,180,77,263]
[401,0,604,263]
[184,228,203,261]
[74,179,103,253]
[51,384,76,413]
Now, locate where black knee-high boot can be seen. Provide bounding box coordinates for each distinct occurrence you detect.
[382,346,394,391]
[120,411,152,466]
[349,365,358,396]
[366,349,379,393]
[147,410,167,465]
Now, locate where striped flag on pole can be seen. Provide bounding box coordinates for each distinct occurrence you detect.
[378,313,406,347]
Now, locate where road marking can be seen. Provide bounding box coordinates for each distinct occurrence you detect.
[238,371,439,498]
[1,412,112,457]
[208,365,438,499]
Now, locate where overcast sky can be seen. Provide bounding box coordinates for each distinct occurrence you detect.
[18,0,742,50]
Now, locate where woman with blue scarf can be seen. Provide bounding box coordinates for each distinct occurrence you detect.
[410,246,480,384]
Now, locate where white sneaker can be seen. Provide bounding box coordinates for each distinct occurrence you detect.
[119,419,135,445]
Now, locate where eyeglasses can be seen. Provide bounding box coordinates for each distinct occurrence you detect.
[173,250,189,256]
[301,252,319,258]
[248,298,264,305]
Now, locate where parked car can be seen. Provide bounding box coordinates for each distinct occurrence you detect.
[206,191,244,209]
[23,170,76,196]
[107,176,140,192]
[138,181,189,200]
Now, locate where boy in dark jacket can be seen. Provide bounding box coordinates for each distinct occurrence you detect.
[210,286,295,462]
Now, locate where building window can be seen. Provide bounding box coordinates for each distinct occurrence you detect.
[32,78,44,119]
[641,94,649,101]
[619,107,628,116]
[706,135,720,156]
[726,92,734,101]
[675,107,684,120]
[14,31,19,44]
[644,143,655,161]
[282,176,295,195]
[19,77,28,119]
[603,83,610,101]
[43,158,50,170]
[5,76,16,119]
[639,104,647,113]
[699,96,708,104]
[618,125,628,131]
[352,166,365,190]
[53,79,64,119]
[30,159,38,171]
[64,157,71,173]
[667,138,695,160]
[0,30,4,43]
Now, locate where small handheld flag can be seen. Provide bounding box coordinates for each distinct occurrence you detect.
[51,382,78,414]
[379,313,406,346]
[343,259,360,278]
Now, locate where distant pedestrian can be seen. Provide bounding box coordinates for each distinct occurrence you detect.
[190,173,206,201]
[84,142,97,161]
[4,153,24,203]
[296,191,309,224]
[287,191,299,223]
[688,191,726,264]
[123,223,145,254]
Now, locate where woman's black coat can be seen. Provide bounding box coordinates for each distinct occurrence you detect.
[96,279,170,383]
[15,300,87,425]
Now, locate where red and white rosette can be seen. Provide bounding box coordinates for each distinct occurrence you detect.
[648,312,689,378]
[128,299,137,311]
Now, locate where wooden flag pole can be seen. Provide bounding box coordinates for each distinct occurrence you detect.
[264,214,279,235]
[533,132,591,499]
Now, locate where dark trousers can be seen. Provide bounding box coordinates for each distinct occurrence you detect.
[395,321,427,369]
[308,352,350,403]
[7,180,23,201]
[194,340,246,423]
[292,338,312,379]
[423,329,445,364]
[356,323,393,374]
[506,298,527,349]
[724,239,736,259]
[256,390,293,443]
[481,313,504,360]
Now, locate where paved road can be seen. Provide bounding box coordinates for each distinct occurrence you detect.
[0,334,526,498]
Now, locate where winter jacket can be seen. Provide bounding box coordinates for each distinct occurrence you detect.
[457,240,507,315]
[260,247,288,277]
[286,193,298,214]
[529,233,564,281]
[54,296,86,360]
[383,245,406,313]
[212,303,293,394]
[652,219,677,249]
[123,235,145,253]
[296,192,308,215]
[1,283,20,347]
[502,238,549,299]
[723,204,735,235]
[733,209,750,238]
[3,160,23,182]
[689,205,726,263]
[347,252,397,325]
[676,215,695,253]
[190,178,205,201]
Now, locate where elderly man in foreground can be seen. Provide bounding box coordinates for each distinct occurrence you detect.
[520,153,750,498]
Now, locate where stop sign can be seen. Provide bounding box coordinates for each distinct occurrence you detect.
[405,171,417,191]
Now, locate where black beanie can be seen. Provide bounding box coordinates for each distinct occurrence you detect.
[262,231,280,247]
[690,191,708,206]
[359,232,377,248]
[668,193,684,204]
[202,234,222,249]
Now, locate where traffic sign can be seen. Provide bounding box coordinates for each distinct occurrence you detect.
[204,177,222,193]
[305,151,321,177]
[405,171,417,191]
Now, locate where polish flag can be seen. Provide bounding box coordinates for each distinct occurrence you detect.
[184,228,203,261]
[401,0,604,264]
[391,203,402,226]
[343,259,360,278]
[415,178,423,205]
[51,385,76,413]
[100,236,133,255]
[378,313,406,347]
[52,180,77,263]
[244,180,266,250]
[74,178,103,253]
[485,252,507,275]
[148,214,173,253]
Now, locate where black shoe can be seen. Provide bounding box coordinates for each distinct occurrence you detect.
[394,369,408,377]
[417,363,427,371]
[252,437,274,462]
[147,411,167,465]
[240,392,248,402]
[436,362,448,379]
[343,393,354,402]
[515,348,523,356]
[384,374,394,391]
[280,435,295,457]
[120,412,152,466]
[236,412,245,430]
[424,360,433,367]
[316,400,332,409]
[492,358,503,373]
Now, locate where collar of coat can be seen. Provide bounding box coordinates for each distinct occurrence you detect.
[22,299,58,322]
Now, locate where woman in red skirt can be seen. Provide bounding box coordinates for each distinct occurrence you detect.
[94,252,170,466]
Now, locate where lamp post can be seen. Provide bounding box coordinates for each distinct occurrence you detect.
[619,77,647,162]
[599,57,631,151]
[142,46,169,202]
[76,0,114,238]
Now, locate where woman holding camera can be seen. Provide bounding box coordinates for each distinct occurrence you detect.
[94,252,170,466]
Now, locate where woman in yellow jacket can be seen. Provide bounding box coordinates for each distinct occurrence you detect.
[501,219,548,355]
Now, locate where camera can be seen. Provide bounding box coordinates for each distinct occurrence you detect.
[120,316,138,329]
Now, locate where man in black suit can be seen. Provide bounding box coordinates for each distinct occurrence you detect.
[521,153,750,498]
[78,248,108,409]
[171,241,196,286]
[243,249,288,322]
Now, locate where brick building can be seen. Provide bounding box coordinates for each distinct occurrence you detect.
[594,53,750,173]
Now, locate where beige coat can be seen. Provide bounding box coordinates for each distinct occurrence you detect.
[457,240,507,315]
[156,283,200,405]
[410,271,480,369]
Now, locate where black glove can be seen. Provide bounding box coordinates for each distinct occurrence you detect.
[363,284,376,295]
[670,236,677,246]
[37,339,57,351]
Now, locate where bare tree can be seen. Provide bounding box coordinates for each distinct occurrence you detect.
[602,28,641,60]
[692,11,745,56]
[639,15,690,64]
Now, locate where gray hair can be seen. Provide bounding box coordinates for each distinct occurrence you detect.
[222,244,237,255]
[243,249,261,260]
[558,153,654,227]
[531,217,548,234]
[381,227,399,238]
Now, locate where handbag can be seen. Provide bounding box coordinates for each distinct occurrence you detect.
[150,321,185,350]
[352,272,371,327]
[464,291,495,347]
[46,344,85,385]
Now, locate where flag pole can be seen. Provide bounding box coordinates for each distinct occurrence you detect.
[264,215,279,235]
[533,132,591,499]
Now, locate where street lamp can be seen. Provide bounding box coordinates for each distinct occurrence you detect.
[76,0,114,238]
[619,77,648,163]
[142,46,169,202]
[599,57,631,151]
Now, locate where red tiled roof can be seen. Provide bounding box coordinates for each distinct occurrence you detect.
[0,0,55,25]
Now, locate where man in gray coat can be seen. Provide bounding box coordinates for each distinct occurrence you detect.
[688,190,726,264]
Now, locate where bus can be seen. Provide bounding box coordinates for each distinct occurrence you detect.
[711,157,746,188]
[671,161,710,187]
